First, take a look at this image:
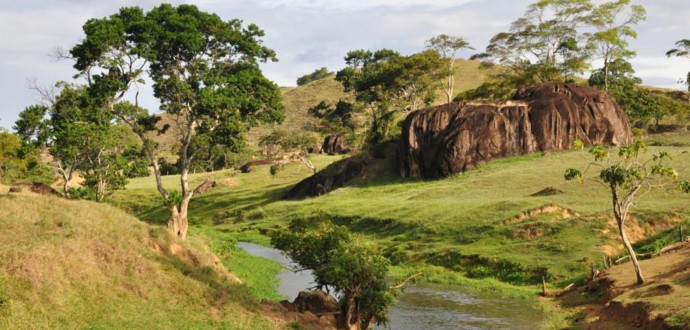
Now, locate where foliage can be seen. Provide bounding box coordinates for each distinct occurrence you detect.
[426,34,473,103]
[307,100,359,135]
[259,129,318,173]
[70,4,284,238]
[335,49,445,144]
[565,139,687,284]
[666,39,690,93]
[271,218,396,329]
[14,83,139,199]
[296,67,333,86]
[588,0,646,91]
[475,0,594,84]
[588,59,662,127]
[0,131,22,183]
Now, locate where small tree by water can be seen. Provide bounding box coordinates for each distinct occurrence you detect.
[271,218,397,330]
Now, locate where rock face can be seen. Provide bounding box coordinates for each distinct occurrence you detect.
[321,134,350,155]
[28,182,61,196]
[283,156,367,199]
[399,83,633,179]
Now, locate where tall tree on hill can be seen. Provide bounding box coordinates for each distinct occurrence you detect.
[425,34,473,104]
[69,4,283,239]
[666,39,690,100]
[475,0,594,84]
[589,0,646,92]
[335,49,445,145]
[589,59,662,127]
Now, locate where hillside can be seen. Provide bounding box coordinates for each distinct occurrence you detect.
[114,131,690,289]
[246,58,497,147]
[0,191,287,329]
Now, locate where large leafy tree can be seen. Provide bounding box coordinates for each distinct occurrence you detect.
[566,141,689,284]
[589,0,646,91]
[70,4,283,239]
[335,49,445,145]
[15,83,119,197]
[425,34,473,103]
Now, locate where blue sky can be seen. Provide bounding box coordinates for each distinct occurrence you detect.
[1,0,689,130]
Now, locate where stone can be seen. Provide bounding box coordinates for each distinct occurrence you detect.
[28,182,61,196]
[399,83,633,179]
[321,134,350,155]
[192,180,216,195]
[238,159,271,173]
[283,156,367,199]
[292,290,340,316]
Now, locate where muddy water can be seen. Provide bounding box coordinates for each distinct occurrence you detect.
[237,242,544,330]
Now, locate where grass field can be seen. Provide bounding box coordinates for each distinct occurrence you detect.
[0,192,285,329]
[112,131,690,294]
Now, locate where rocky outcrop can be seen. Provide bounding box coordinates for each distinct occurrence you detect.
[399,83,633,179]
[28,182,61,196]
[321,135,350,155]
[283,156,368,199]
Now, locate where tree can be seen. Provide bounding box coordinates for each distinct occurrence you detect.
[589,59,662,127]
[15,83,117,197]
[425,34,473,103]
[666,39,690,99]
[565,140,689,284]
[476,0,594,84]
[589,0,646,91]
[70,4,284,239]
[335,49,445,144]
[271,218,397,330]
[0,130,22,183]
[308,100,359,135]
[296,67,333,86]
[259,129,319,174]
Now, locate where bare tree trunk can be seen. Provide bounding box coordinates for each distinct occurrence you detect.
[618,219,644,284]
[603,58,610,92]
[446,73,454,104]
[612,188,644,284]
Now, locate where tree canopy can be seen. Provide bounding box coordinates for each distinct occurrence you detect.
[69,4,284,239]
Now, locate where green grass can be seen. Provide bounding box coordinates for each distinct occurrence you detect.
[0,192,285,329]
[112,132,690,293]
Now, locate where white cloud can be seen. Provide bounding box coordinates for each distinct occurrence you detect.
[1,0,689,129]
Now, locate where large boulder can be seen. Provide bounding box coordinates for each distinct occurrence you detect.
[321,135,350,155]
[283,156,368,199]
[399,83,633,179]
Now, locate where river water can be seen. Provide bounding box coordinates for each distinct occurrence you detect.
[237,242,544,330]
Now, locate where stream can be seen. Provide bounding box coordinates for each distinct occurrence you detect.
[237,242,544,330]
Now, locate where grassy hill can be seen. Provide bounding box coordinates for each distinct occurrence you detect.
[113,131,690,291]
[0,191,287,329]
[246,59,497,148]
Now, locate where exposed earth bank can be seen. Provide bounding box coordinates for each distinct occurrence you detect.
[557,241,690,329]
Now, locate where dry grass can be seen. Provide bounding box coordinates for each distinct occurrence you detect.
[0,191,283,329]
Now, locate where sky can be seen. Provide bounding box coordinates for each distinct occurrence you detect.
[1,0,689,130]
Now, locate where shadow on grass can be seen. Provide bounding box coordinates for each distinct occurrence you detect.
[131,182,295,227]
[156,253,259,311]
